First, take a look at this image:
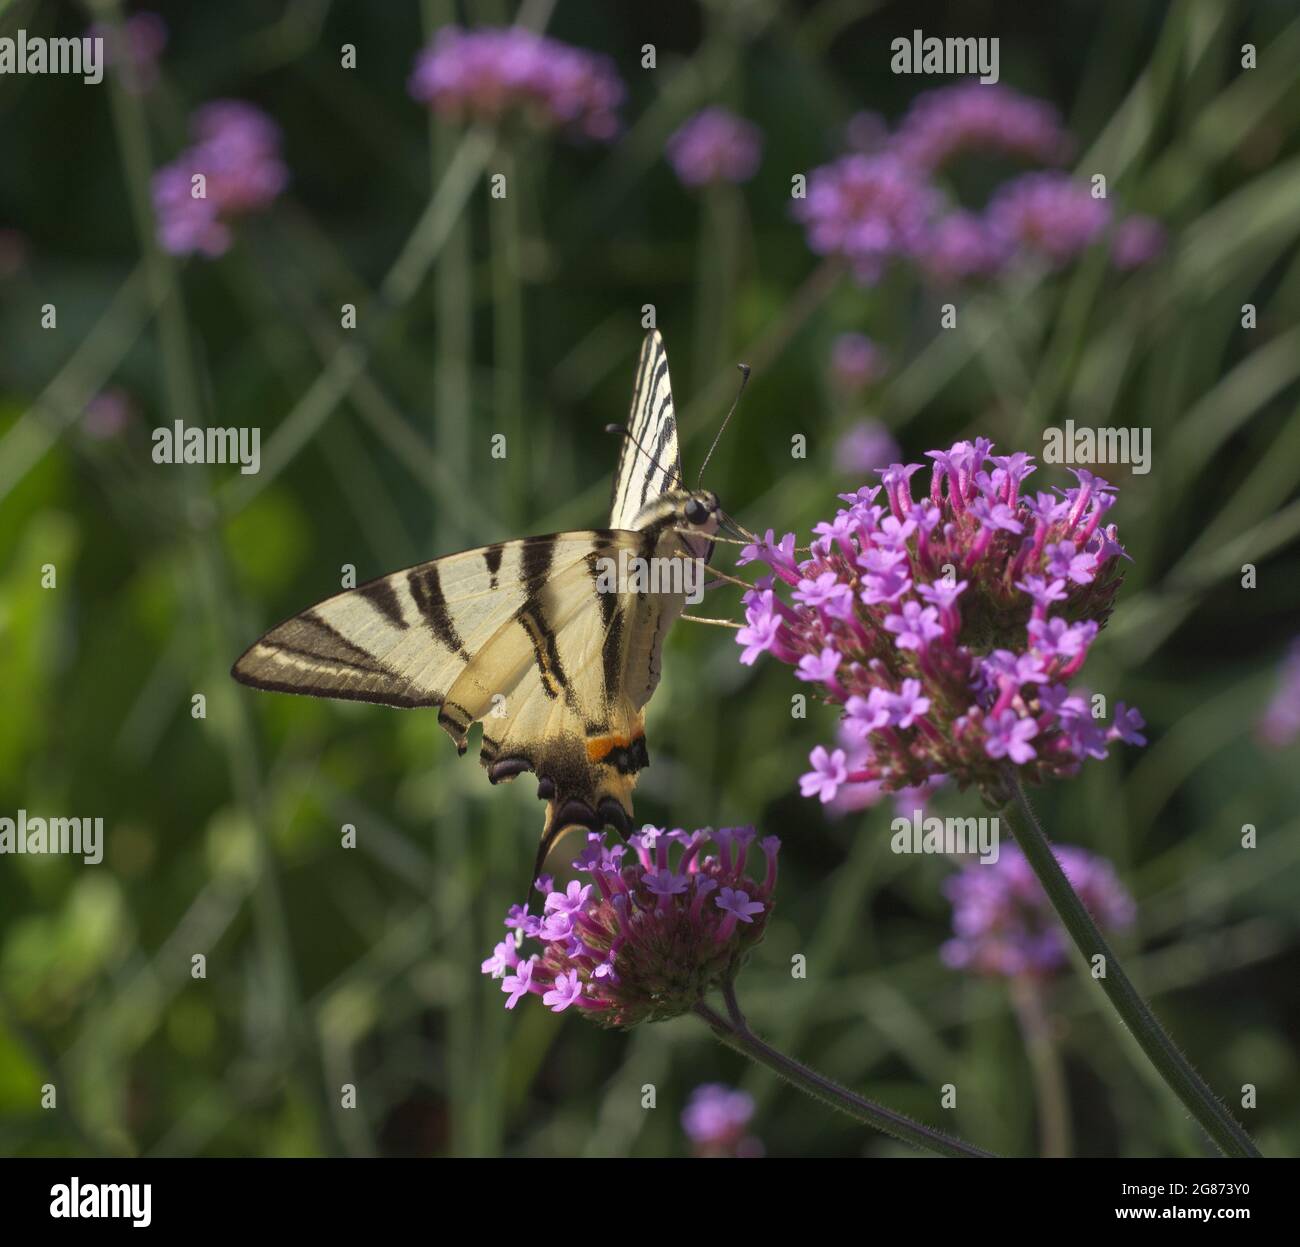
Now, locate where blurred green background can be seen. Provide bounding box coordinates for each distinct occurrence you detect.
[1,0,1298,1158]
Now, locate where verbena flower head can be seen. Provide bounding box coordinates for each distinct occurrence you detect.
[985,172,1111,268]
[1257,638,1300,748]
[482,827,779,1028]
[918,210,1002,283]
[793,153,941,283]
[942,845,1135,977]
[408,26,623,141]
[1111,214,1166,270]
[666,107,763,187]
[736,441,1144,806]
[828,716,944,817]
[892,84,1071,173]
[152,100,288,257]
[682,1083,763,1157]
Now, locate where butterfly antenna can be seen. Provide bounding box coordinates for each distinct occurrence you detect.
[605,423,681,487]
[696,363,750,487]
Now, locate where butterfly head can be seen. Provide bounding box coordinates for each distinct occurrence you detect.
[681,489,720,531]
[648,488,749,546]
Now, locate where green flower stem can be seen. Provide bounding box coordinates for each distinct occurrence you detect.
[1005,774,1261,1158]
[490,139,527,526]
[695,987,997,1159]
[694,182,740,395]
[1009,976,1072,1158]
[428,0,473,552]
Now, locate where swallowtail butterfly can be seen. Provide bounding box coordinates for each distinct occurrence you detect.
[232,331,738,875]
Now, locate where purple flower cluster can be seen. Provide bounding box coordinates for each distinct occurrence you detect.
[666,107,763,187]
[482,827,779,1028]
[893,84,1072,173]
[682,1084,763,1157]
[942,845,1135,978]
[1257,639,1300,748]
[736,440,1147,805]
[794,153,941,282]
[984,172,1112,268]
[408,26,623,141]
[795,83,1163,284]
[152,101,288,257]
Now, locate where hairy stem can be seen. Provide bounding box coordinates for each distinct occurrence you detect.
[696,988,996,1158]
[1005,774,1260,1158]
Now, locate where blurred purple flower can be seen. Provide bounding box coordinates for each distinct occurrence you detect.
[482,827,779,1028]
[829,332,888,395]
[942,845,1135,978]
[83,388,133,440]
[917,210,1002,283]
[1258,639,1300,748]
[88,11,167,94]
[893,84,1071,174]
[409,26,623,141]
[1111,214,1167,270]
[836,420,901,478]
[985,173,1111,268]
[666,107,763,187]
[794,153,941,284]
[682,1084,764,1157]
[152,100,288,257]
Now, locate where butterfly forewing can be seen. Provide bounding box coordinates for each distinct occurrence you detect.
[232,533,615,711]
[608,329,683,528]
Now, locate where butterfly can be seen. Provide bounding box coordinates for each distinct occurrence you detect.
[232,330,744,878]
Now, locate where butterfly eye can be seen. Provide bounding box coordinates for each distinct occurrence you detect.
[684,499,710,525]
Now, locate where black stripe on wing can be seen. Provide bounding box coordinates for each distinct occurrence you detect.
[407,564,470,660]
[231,610,440,708]
[483,543,505,589]
[359,579,409,630]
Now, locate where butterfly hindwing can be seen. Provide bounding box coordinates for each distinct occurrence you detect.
[443,535,659,843]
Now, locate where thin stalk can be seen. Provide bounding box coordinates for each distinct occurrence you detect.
[695,986,996,1158]
[490,140,526,525]
[432,186,473,544]
[1006,774,1261,1158]
[679,258,842,440]
[1009,976,1072,1158]
[694,183,739,393]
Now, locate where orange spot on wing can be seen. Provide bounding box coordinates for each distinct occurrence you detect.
[586,732,643,763]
